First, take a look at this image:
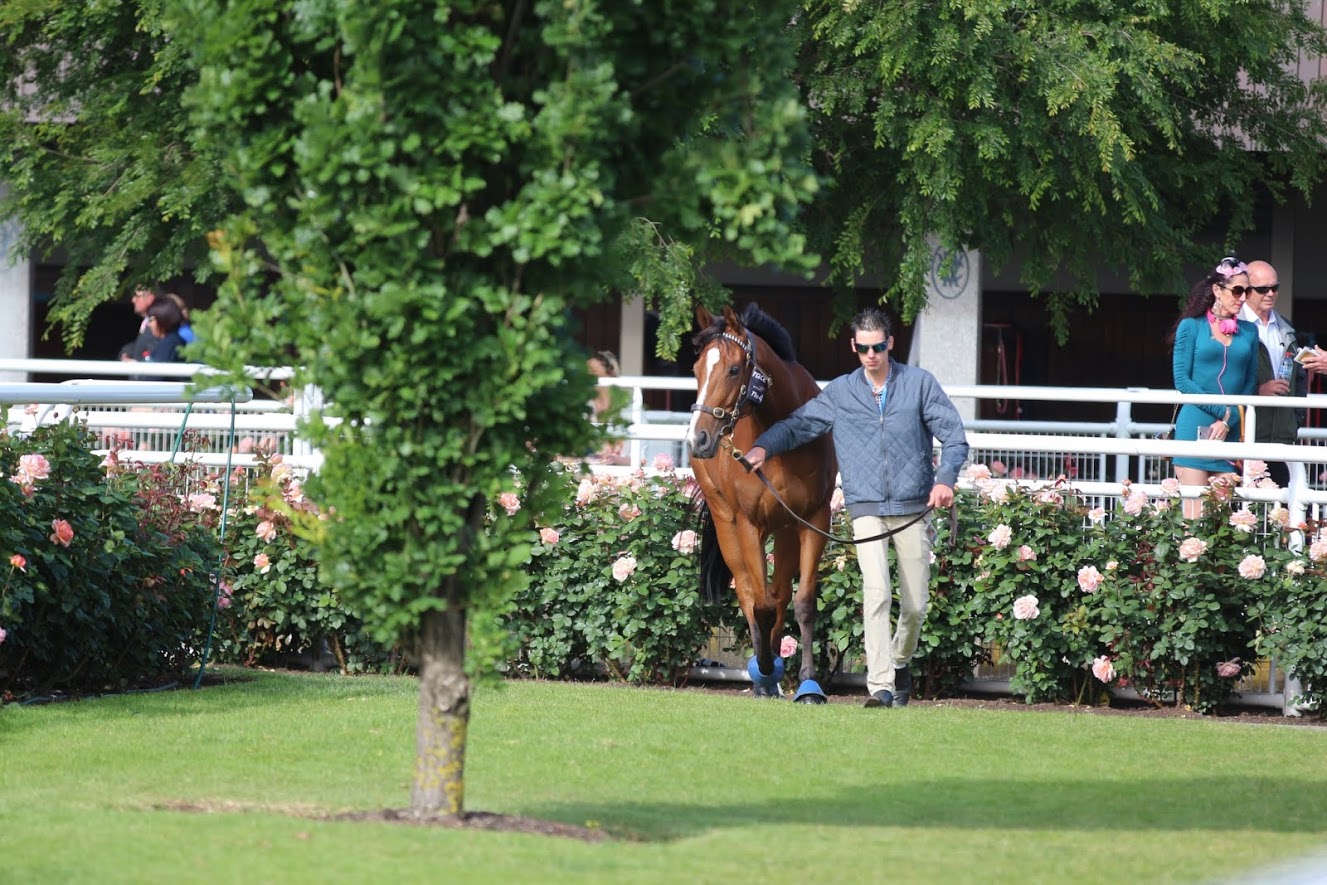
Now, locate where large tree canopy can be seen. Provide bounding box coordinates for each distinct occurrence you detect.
[796,1,1327,334]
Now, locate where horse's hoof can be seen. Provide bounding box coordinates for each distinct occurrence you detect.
[792,679,828,704]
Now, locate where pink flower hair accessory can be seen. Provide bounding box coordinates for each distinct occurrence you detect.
[1213,257,1249,278]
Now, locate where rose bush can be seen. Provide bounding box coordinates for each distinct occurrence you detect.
[1,422,220,698]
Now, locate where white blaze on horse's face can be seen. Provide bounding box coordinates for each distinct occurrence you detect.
[686,345,723,450]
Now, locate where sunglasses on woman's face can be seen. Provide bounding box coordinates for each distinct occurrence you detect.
[1220,284,1251,298]
[854,341,888,354]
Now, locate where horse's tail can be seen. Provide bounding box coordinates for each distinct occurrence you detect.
[694,499,732,606]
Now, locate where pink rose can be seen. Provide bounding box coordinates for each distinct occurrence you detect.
[49,519,74,547]
[18,453,50,482]
[652,453,675,472]
[1123,491,1147,516]
[9,554,25,571]
[575,477,597,506]
[1160,477,1180,495]
[1311,538,1327,563]
[539,527,560,545]
[1017,545,1037,562]
[1178,537,1207,563]
[271,462,293,484]
[1243,460,1268,483]
[253,553,272,574]
[1229,509,1258,533]
[671,530,698,554]
[1216,659,1242,679]
[1077,565,1103,593]
[1091,655,1116,683]
[779,636,798,658]
[611,555,637,582]
[1237,554,1266,580]
[990,459,1007,476]
[1286,560,1306,576]
[497,492,521,516]
[967,463,992,481]
[256,520,278,542]
[1012,594,1040,620]
[987,524,1012,549]
[618,502,641,521]
[1036,488,1063,506]
[1087,507,1106,525]
[186,493,218,512]
[830,487,845,515]
[984,482,1010,503]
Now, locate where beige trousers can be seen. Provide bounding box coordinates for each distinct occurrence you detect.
[852,513,933,695]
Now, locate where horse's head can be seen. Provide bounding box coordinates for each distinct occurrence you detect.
[687,304,760,460]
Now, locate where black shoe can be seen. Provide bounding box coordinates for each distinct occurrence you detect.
[863,689,894,708]
[893,667,913,707]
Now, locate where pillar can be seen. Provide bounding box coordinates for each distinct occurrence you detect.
[909,237,982,419]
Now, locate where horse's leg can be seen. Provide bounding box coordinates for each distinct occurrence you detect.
[793,513,831,685]
[717,516,780,697]
[769,524,799,671]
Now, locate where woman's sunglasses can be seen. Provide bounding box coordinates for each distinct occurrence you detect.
[1219,284,1252,298]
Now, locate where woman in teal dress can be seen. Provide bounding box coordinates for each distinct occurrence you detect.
[1170,257,1261,517]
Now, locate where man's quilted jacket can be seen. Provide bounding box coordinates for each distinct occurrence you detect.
[753,360,970,518]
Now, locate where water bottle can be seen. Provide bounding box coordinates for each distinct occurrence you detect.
[1279,352,1295,382]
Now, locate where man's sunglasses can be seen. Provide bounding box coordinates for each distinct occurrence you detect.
[854,341,888,354]
[1250,284,1280,294]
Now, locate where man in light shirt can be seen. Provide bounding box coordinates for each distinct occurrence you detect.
[1239,260,1300,487]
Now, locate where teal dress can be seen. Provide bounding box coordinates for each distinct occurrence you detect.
[1171,316,1259,471]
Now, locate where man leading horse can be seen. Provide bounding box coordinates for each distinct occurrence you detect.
[744,307,969,708]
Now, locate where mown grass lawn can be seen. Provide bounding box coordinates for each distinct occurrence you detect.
[2,668,1325,884]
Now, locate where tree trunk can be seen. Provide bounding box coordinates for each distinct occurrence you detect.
[411,601,470,817]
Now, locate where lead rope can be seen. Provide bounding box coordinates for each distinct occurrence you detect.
[730,447,933,545]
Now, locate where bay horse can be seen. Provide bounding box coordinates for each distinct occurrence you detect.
[686,304,837,700]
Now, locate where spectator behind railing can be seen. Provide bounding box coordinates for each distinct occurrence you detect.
[117,284,160,364]
[133,299,188,381]
[587,350,629,465]
[1169,256,1260,517]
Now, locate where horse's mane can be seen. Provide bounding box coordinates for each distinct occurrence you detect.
[692,303,797,363]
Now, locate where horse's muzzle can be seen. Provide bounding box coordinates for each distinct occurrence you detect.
[688,429,719,460]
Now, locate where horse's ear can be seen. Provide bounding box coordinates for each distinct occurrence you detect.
[722,304,743,332]
[695,304,715,329]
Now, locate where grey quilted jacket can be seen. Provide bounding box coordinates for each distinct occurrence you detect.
[753,360,969,518]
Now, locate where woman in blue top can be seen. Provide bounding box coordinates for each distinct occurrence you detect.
[1170,256,1260,516]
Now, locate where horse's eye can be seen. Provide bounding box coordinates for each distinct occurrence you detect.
[728,365,741,376]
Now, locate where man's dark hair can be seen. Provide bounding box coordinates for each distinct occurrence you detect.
[851,306,893,339]
[147,298,183,334]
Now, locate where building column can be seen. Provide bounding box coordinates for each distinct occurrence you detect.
[619,294,646,376]
[909,238,982,419]
[0,214,32,382]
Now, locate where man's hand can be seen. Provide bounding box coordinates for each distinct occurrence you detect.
[928,483,954,509]
[1259,378,1290,396]
[742,446,767,472]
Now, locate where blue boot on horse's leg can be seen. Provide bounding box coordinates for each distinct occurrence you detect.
[792,679,827,704]
[746,655,785,699]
